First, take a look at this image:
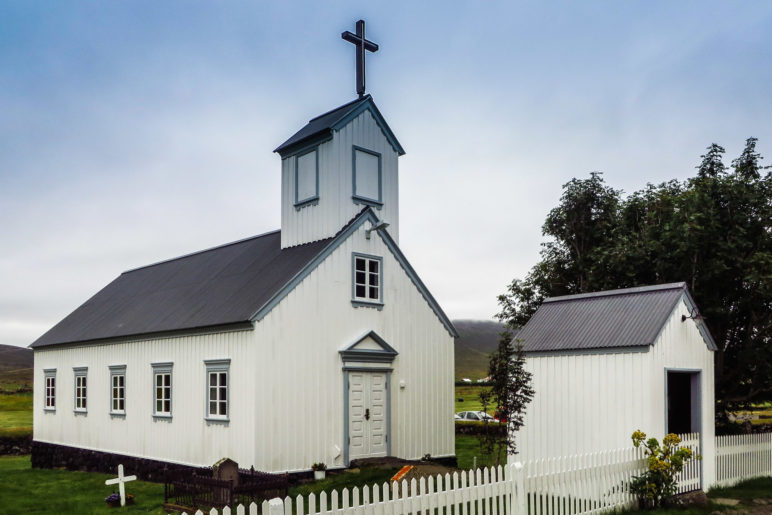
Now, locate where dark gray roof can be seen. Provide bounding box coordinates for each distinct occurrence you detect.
[31,207,459,348]
[517,283,716,353]
[274,95,405,157]
[30,231,331,348]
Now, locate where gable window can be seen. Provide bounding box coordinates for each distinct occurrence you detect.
[295,148,319,209]
[352,253,383,307]
[352,146,382,207]
[44,369,56,410]
[109,365,126,415]
[152,362,173,417]
[205,359,230,421]
[73,367,88,412]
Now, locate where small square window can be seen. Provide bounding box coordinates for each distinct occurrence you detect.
[352,254,383,305]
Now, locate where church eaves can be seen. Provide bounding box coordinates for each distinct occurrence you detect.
[274,95,405,158]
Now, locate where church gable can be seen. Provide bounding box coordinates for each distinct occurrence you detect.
[274,95,404,158]
[253,208,457,338]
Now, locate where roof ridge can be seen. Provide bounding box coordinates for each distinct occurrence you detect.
[543,282,687,303]
[122,229,282,274]
[307,95,371,122]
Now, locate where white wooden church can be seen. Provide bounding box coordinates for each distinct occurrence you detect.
[31,22,457,474]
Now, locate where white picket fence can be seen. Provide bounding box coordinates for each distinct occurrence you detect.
[171,432,772,515]
[172,448,648,515]
[674,432,701,493]
[714,432,772,487]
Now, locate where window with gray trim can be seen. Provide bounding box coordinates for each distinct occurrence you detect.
[44,369,56,410]
[110,366,126,415]
[152,363,172,417]
[295,148,318,207]
[353,254,382,303]
[73,367,87,412]
[352,146,382,205]
[205,359,230,421]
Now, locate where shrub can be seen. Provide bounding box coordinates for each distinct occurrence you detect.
[629,430,700,508]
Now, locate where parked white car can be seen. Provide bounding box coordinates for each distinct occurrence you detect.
[455,411,499,422]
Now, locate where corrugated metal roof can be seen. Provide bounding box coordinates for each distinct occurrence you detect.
[274,97,367,155]
[274,95,405,157]
[517,283,692,352]
[30,231,332,348]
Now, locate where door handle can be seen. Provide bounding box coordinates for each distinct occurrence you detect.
[365,408,370,421]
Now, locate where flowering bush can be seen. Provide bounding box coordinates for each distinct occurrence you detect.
[629,430,700,508]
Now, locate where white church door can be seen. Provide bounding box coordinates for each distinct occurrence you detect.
[348,371,389,460]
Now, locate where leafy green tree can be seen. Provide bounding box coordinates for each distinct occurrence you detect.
[498,139,772,417]
[477,332,534,465]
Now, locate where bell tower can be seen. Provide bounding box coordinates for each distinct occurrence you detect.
[274,21,405,249]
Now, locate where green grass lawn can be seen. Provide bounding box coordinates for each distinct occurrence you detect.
[455,434,499,470]
[290,466,400,498]
[0,455,167,514]
[0,393,32,437]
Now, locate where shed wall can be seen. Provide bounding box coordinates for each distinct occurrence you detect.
[513,298,715,487]
[281,110,400,248]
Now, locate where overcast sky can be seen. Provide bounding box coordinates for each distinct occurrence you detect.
[1,1,771,348]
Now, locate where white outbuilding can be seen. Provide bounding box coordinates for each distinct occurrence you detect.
[31,93,457,474]
[512,283,716,486]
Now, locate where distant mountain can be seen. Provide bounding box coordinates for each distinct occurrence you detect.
[453,319,507,381]
[0,344,33,390]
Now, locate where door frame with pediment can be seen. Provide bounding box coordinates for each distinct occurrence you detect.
[340,330,398,466]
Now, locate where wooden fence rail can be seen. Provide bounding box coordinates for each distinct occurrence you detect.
[171,432,772,515]
[715,432,772,487]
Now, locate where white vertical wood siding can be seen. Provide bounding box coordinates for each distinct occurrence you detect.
[33,330,256,468]
[33,221,453,473]
[281,110,400,248]
[254,221,453,472]
[513,298,715,486]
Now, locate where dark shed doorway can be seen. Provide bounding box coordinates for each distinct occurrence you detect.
[666,370,702,435]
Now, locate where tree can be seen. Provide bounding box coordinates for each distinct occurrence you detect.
[477,331,534,465]
[498,139,772,418]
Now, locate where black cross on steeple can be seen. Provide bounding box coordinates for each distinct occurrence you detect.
[341,20,379,98]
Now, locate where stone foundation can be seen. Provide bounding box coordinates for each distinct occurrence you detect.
[0,435,32,455]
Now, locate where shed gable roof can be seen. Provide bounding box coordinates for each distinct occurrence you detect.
[274,95,405,157]
[517,283,717,353]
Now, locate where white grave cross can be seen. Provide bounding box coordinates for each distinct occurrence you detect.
[105,464,137,507]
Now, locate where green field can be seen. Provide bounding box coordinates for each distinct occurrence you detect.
[454,385,493,414]
[0,393,32,437]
